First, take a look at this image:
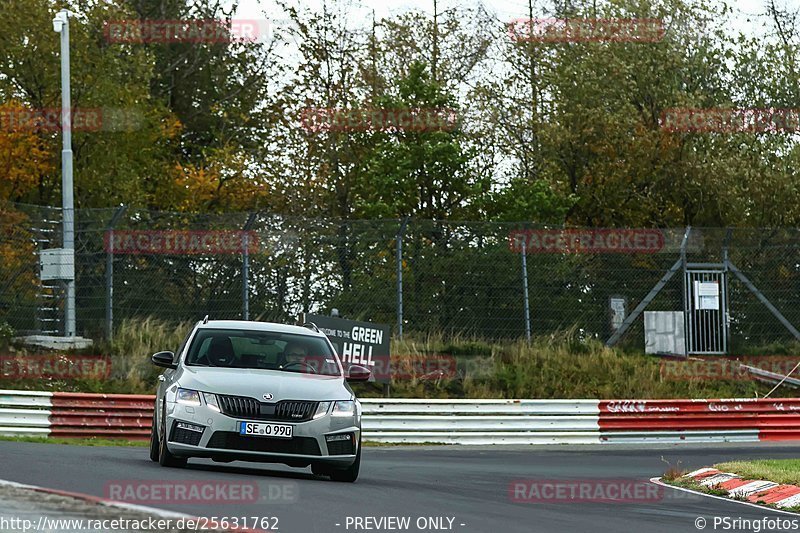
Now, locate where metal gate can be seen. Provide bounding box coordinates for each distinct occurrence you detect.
[684,269,728,354]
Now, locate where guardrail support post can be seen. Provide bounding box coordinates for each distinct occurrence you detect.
[521,236,531,341]
[105,205,127,342]
[396,217,409,338]
[242,213,257,321]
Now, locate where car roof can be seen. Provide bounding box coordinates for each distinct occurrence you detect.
[196,320,326,337]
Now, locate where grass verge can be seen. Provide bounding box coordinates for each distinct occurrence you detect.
[714,460,800,486]
[0,435,148,447]
[662,460,800,512]
[4,317,800,399]
[0,434,435,448]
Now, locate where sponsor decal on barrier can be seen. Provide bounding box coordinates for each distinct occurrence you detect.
[104,480,297,504]
[300,107,459,133]
[603,400,680,414]
[509,479,664,503]
[599,397,800,416]
[103,230,260,255]
[0,354,111,380]
[507,17,665,43]
[508,229,665,254]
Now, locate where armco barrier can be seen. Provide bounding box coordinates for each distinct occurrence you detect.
[599,399,800,443]
[2,391,800,444]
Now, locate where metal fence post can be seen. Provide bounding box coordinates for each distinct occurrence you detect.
[105,206,127,341]
[242,213,257,320]
[521,236,531,341]
[396,217,409,338]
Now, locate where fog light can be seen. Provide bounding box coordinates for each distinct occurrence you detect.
[326,433,352,442]
[176,421,204,433]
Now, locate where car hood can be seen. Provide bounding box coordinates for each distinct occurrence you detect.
[177,366,351,402]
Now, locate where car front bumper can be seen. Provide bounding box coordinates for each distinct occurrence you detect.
[164,401,360,466]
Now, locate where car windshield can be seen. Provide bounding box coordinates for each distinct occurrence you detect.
[184,328,342,377]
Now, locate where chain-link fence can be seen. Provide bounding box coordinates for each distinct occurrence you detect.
[2,202,800,352]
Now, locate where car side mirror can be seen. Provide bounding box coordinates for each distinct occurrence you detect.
[151,351,177,369]
[346,364,371,382]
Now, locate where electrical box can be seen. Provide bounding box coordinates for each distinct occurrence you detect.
[644,311,686,356]
[694,281,720,310]
[40,249,74,281]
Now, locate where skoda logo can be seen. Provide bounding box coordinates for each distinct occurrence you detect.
[262,393,273,401]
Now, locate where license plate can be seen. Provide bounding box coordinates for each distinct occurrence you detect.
[239,421,293,439]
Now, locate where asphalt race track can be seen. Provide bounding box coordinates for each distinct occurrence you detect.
[1,441,799,533]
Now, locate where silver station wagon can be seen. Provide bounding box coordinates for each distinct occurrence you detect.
[149,319,371,482]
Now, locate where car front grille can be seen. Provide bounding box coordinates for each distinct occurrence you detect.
[275,400,317,421]
[216,395,317,422]
[218,395,260,418]
[206,431,321,455]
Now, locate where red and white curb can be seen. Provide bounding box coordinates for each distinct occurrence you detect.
[679,467,800,509]
[650,477,798,516]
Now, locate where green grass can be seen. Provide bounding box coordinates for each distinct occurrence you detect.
[362,440,444,447]
[714,460,800,486]
[0,434,427,448]
[663,459,800,513]
[665,476,730,497]
[357,328,793,399]
[0,435,148,447]
[6,317,800,399]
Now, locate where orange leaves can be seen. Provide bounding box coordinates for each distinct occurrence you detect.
[0,101,55,201]
[168,147,267,212]
[0,206,36,298]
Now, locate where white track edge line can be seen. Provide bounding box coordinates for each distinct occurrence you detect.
[650,477,800,516]
[0,478,193,520]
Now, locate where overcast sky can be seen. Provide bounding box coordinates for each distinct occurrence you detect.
[229,0,778,39]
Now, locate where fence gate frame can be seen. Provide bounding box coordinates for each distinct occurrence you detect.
[683,268,728,355]
[606,227,800,351]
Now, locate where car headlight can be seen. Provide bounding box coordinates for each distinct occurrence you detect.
[331,400,355,417]
[313,401,331,419]
[176,388,201,406]
[203,392,220,412]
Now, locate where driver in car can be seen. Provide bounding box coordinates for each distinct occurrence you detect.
[282,341,308,367]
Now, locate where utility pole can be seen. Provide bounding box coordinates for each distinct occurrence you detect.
[53,9,76,337]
